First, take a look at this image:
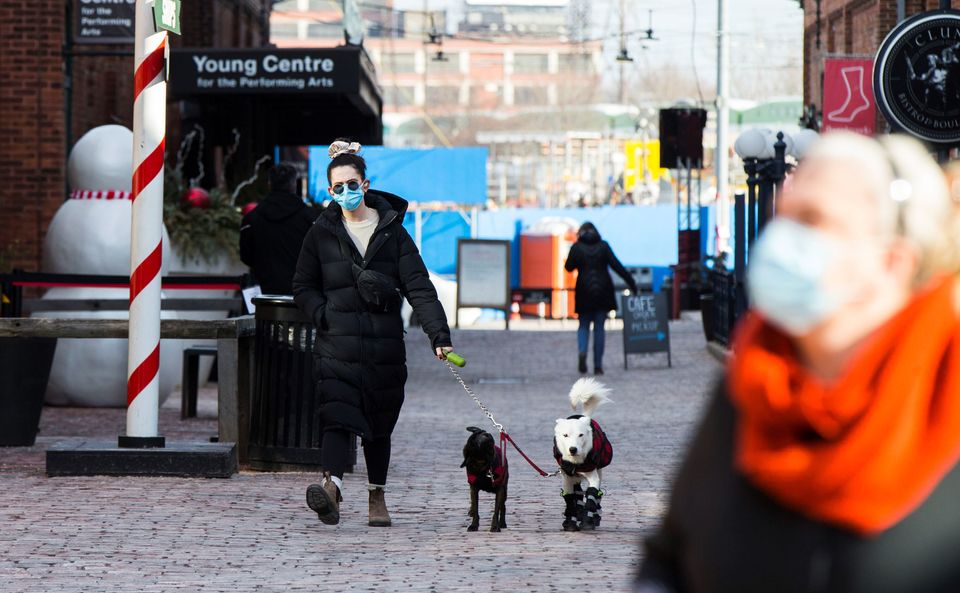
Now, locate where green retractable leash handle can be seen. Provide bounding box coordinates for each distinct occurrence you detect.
[445,352,466,367]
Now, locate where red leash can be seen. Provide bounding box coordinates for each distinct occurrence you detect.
[447,361,561,479]
[500,431,559,478]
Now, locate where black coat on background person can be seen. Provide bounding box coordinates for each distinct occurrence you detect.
[292,190,452,440]
[635,384,960,593]
[564,225,638,314]
[239,190,320,295]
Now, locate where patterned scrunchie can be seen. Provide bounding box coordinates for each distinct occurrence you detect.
[329,140,362,159]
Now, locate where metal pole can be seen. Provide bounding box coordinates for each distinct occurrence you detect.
[941,0,950,10]
[124,0,167,447]
[757,166,772,234]
[772,132,787,217]
[745,159,758,246]
[716,0,731,251]
[619,0,626,104]
[734,191,747,316]
[897,0,905,22]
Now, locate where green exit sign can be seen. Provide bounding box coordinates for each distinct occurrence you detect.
[153,0,182,35]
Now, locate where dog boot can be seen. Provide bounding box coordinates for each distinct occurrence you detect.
[582,487,601,530]
[562,492,581,531]
[574,483,586,523]
[306,471,341,525]
[593,490,604,527]
[368,484,392,527]
[578,353,587,374]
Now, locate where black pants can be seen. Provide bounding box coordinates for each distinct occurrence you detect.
[321,429,391,485]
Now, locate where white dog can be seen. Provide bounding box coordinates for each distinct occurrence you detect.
[553,377,613,531]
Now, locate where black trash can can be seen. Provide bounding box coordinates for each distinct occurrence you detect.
[0,337,57,446]
[248,296,356,472]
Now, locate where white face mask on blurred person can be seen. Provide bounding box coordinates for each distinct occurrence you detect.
[747,218,871,336]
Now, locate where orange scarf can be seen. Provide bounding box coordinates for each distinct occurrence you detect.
[728,276,960,535]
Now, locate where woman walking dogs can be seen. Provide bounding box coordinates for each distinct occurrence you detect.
[293,140,454,527]
[565,222,638,375]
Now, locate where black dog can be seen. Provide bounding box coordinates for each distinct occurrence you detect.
[460,426,509,532]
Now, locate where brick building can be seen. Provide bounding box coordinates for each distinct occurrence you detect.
[803,0,960,127]
[0,0,270,272]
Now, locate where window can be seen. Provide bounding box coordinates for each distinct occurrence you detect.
[559,53,594,74]
[271,21,299,40]
[514,86,547,106]
[513,53,548,74]
[307,0,341,11]
[388,86,416,107]
[427,52,460,73]
[306,23,341,39]
[425,86,460,106]
[384,52,417,73]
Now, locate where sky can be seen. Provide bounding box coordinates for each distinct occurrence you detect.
[393,0,805,101]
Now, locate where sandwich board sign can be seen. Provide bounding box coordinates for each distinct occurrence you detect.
[456,239,511,329]
[621,292,671,368]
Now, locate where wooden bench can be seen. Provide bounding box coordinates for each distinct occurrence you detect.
[0,317,256,463]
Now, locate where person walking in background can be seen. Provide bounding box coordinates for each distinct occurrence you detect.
[293,140,453,528]
[564,222,638,375]
[239,162,320,295]
[635,132,960,593]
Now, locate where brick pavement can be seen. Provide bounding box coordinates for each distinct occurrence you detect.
[0,316,721,592]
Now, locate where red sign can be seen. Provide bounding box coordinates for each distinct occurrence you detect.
[823,58,876,135]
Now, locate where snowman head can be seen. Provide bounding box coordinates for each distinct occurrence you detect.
[67,125,134,193]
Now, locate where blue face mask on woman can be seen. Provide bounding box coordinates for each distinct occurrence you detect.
[747,218,855,336]
[332,180,365,211]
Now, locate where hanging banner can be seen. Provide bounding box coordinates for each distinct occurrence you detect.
[74,0,136,44]
[874,10,960,144]
[822,57,876,135]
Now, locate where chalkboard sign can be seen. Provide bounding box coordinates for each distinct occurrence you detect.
[621,292,671,368]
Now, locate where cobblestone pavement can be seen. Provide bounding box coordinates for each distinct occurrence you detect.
[0,316,721,592]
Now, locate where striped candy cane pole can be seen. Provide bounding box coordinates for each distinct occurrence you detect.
[125,0,167,445]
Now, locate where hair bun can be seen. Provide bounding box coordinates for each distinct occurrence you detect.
[329,140,362,159]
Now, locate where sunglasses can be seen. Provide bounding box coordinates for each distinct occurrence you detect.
[331,180,362,195]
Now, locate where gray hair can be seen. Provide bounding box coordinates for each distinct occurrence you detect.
[803,131,960,285]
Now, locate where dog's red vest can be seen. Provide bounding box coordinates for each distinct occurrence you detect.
[554,417,613,474]
[466,445,508,491]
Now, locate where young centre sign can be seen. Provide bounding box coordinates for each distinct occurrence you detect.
[170,49,361,94]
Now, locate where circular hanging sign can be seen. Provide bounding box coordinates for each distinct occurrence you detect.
[874,9,960,144]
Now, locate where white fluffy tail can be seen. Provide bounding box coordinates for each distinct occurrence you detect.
[568,377,612,417]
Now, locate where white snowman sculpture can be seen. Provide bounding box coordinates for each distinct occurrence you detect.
[39,125,181,407]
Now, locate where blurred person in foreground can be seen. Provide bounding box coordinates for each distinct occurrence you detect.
[635,131,960,593]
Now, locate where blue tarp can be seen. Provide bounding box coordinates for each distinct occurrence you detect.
[401,211,471,276]
[404,205,718,292]
[308,146,488,204]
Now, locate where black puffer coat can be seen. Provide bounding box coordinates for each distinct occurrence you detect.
[635,385,960,593]
[239,190,321,295]
[292,190,452,440]
[564,228,638,314]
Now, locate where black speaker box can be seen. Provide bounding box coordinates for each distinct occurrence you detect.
[659,108,707,169]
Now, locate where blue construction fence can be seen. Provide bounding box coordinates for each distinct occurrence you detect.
[404,204,721,291]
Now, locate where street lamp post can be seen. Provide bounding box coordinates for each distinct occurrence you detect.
[743,158,759,245]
